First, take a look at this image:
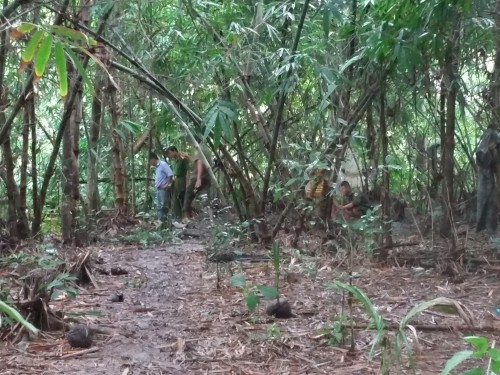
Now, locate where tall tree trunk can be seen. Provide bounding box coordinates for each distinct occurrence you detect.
[379,89,393,259]
[61,0,92,244]
[31,93,39,233]
[20,98,30,217]
[490,0,500,128]
[439,32,459,245]
[61,63,83,244]
[109,78,128,215]
[87,74,103,215]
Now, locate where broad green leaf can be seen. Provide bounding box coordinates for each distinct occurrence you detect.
[230,274,246,288]
[245,291,259,311]
[441,350,474,375]
[491,359,500,372]
[33,38,53,76]
[0,300,39,335]
[490,347,500,361]
[54,42,68,99]
[20,29,45,71]
[257,285,278,299]
[464,336,489,356]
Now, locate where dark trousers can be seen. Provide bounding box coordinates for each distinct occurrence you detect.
[183,177,211,217]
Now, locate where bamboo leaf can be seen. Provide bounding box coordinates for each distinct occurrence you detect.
[0,300,39,335]
[10,23,36,39]
[400,297,474,330]
[54,42,68,99]
[65,48,93,93]
[19,29,45,72]
[34,33,53,80]
[51,25,97,46]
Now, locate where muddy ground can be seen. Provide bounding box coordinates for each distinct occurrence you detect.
[1,217,500,375]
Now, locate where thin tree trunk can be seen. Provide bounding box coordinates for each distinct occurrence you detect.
[20,94,31,217]
[109,77,128,215]
[379,90,393,260]
[87,73,103,215]
[439,30,459,246]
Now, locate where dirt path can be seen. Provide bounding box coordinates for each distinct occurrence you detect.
[2,230,500,375]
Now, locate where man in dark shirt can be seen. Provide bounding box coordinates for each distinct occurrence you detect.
[331,181,370,221]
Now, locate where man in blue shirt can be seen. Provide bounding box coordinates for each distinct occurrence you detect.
[149,152,173,220]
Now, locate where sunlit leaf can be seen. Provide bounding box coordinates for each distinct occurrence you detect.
[19,29,45,72]
[464,336,489,356]
[54,42,68,99]
[10,23,36,39]
[34,33,53,81]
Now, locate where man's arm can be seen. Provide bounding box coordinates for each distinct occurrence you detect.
[195,159,204,189]
[161,163,174,188]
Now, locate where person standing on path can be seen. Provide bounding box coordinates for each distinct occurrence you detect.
[149,152,173,221]
[165,146,189,220]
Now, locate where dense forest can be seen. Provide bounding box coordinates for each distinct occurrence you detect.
[1,0,500,374]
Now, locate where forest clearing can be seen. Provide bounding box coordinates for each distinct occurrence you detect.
[2,0,500,374]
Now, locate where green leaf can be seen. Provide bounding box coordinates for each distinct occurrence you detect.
[51,25,97,46]
[491,359,500,373]
[331,281,384,357]
[212,117,222,148]
[230,274,246,288]
[245,291,259,311]
[121,120,143,135]
[440,350,474,375]
[21,29,45,63]
[464,336,489,356]
[54,42,67,99]
[462,368,484,375]
[257,285,278,299]
[0,300,39,335]
[203,106,218,140]
[271,242,281,274]
[400,298,472,331]
[65,48,93,93]
[18,23,36,33]
[489,348,500,361]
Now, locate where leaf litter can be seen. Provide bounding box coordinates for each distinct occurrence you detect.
[1,221,500,374]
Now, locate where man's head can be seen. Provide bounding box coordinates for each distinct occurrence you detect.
[149,152,159,166]
[165,146,179,159]
[339,181,352,195]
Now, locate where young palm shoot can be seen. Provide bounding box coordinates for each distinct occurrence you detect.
[265,242,293,318]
